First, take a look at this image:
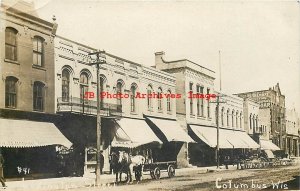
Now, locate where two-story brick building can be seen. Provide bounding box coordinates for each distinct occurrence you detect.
[0,0,71,179]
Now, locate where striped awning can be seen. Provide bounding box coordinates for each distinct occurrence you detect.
[111,118,162,148]
[0,118,72,148]
[260,140,280,151]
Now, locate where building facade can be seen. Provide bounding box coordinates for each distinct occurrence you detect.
[0,1,71,179]
[54,37,182,175]
[236,83,287,152]
[285,108,300,157]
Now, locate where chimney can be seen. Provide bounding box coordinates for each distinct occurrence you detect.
[155,51,165,68]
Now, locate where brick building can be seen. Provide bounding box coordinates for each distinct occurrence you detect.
[0,0,71,179]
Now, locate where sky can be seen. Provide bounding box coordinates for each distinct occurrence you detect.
[10,0,300,113]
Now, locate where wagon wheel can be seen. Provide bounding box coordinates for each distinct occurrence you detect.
[153,167,161,180]
[167,165,175,178]
[150,170,155,179]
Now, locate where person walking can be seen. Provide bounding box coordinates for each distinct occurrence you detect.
[100,150,104,174]
[0,152,7,188]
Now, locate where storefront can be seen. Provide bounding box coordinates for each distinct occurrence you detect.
[188,125,259,166]
[0,118,72,179]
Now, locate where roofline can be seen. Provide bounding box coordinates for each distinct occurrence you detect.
[234,89,285,97]
[3,5,54,28]
[56,35,97,51]
[162,58,215,73]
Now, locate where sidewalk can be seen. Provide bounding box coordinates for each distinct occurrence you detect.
[3,165,237,191]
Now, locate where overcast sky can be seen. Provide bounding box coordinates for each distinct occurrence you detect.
[21,0,300,113]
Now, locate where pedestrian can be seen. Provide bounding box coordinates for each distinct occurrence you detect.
[0,152,6,188]
[100,150,104,174]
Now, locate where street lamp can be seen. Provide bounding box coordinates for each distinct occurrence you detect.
[89,50,106,186]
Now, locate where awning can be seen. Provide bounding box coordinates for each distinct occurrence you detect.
[264,150,275,159]
[189,125,233,148]
[260,140,280,151]
[0,118,72,148]
[146,117,194,143]
[233,131,259,149]
[189,125,259,149]
[111,118,162,148]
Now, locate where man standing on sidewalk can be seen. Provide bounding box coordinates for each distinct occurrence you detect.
[0,152,7,188]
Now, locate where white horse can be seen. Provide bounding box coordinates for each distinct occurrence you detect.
[118,151,145,183]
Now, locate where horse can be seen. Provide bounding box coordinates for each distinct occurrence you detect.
[117,151,145,183]
[110,151,128,183]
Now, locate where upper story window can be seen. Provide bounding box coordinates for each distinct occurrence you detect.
[5,27,18,61]
[130,84,136,112]
[221,107,224,126]
[207,88,210,118]
[249,114,252,130]
[116,81,123,107]
[167,90,172,112]
[157,87,163,112]
[80,72,89,103]
[147,85,153,111]
[240,112,243,129]
[200,86,204,116]
[227,109,230,127]
[232,110,235,127]
[5,76,18,108]
[196,85,200,116]
[236,111,239,128]
[33,36,45,67]
[189,82,193,115]
[62,69,70,102]
[33,81,45,111]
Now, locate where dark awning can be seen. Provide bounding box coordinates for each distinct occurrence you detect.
[0,118,72,148]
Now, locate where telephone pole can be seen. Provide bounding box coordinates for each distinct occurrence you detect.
[88,50,106,186]
[210,93,226,168]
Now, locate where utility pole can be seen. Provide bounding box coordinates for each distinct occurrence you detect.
[89,50,106,186]
[210,94,226,168]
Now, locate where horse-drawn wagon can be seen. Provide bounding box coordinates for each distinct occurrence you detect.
[139,160,176,180]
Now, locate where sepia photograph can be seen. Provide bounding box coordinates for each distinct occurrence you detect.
[0,0,299,190]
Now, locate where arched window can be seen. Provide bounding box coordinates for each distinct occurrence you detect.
[227,109,230,127]
[196,85,200,116]
[116,81,123,107]
[189,82,193,115]
[221,107,224,126]
[207,88,210,117]
[33,81,45,111]
[236,111,239,128]
[167,90,172,112]
[80,72,89,103]
[147,85,153,111]
[130,84,136,112]
[255,116,258,132]
[157,87,163,111]
[232,110,235,127]
[100,76,105,108]
[33,36,44,66]
[62,69,70,102]
[5,27,18,61]
[249,114,252,130]
[240,112,243,129]
[5,76,18,108]
[253,115,256,132]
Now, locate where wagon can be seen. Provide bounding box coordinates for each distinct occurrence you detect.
[137,161,176,180]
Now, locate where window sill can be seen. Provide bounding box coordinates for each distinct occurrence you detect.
[32,65,46,71]
[190,114,195,118]
[167,111,172,115]
[33,109,45,113]
[4,59,19,65]
[158,110,163,113]
[130,112,138,115]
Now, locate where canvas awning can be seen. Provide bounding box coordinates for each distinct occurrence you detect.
[189,125,259,149]
[146,117,194,143]
[111,118,162,148]
[264,149,275,159]
[260,140,280,151]
[0,118,72,148]
[189,125,233,148]
[236,131,259,149]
